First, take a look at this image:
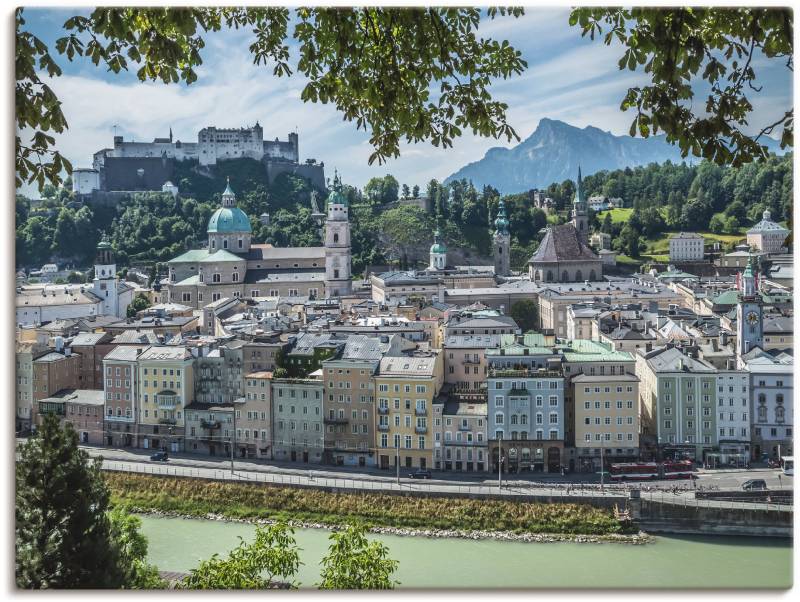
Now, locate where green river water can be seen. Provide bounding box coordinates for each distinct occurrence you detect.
[139,516,792,589]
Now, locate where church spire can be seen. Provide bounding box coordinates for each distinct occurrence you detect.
[169,126,173,143]
[574,165,585,210]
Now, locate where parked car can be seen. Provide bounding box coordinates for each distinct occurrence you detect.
[741,479,767,491]
[150,451,169,462]
[409,469,432,479]
[767,458,781,468]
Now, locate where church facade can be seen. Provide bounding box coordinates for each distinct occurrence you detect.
[527,167,602,283]
[166,177,351,308]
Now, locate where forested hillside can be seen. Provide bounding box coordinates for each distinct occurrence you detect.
[15,153,792,276]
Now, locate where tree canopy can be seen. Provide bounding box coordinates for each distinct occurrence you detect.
[570,7,793,167]
[16,415,162,589]
[180,523,301,589]
[16,7,526,191]
[317,524,398,590]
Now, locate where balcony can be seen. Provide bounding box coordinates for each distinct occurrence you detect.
[458,424,472,431]
[415,407,427,416]
[155,392,180,410]
[488,368,562,379]
[415,425,428,434]
[324,416,349,425]
[378,423,390,432]
[159,417,177,425]
[38,402,65,416]
[508,388,530,397]
[201,419,221,429]
[377,406,389,415]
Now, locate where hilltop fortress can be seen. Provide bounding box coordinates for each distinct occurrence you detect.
[72,123,326,198]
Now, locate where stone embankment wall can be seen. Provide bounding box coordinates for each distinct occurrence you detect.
[631,497,793,538]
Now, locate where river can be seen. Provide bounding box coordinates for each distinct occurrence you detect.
[139,516,792,589]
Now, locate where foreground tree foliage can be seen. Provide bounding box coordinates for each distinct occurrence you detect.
[570,7,793,167]
[180,523,301,590]
[318,524,399,590]
[15,415,162,589]
[16,6,526,191]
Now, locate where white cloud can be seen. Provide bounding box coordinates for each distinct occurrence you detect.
[17,7,793,197]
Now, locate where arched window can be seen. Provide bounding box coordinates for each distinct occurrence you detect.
[546,270,553,281]
[589,270,597,281]
[333,233,339,243]
[238,238,243,249]
[510,414,518,425]
[575,270,582,281]
[212,273,221,283]
[776,405,785,422]
[520,414,528,425]
[495,413,504,425]
[232,272,239,282]
[562,271,569,282]
[223,239,228,249]
[211,239,216,249]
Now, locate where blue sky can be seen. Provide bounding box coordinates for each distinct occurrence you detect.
[20,7,793,196]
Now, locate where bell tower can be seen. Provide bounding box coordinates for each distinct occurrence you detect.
[93,233,121,317]
[324,171,352,297]
[736,253,763,358]
[493,199,511,276]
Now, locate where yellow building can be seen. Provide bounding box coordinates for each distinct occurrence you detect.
[572,373,640,471]
[137,346,194,452]
[375,351,443,471]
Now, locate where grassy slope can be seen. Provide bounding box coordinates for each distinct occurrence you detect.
[106,472,625,536]
[600,208,747,263]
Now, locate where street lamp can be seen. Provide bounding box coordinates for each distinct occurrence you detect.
[599,435,605,492]
[498,432,503,492]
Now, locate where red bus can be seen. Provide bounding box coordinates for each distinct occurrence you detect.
[609,462,659,481]
[662,460,694,479]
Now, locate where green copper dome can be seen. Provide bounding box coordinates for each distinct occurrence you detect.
[326,188,349,208]
[430,230,447,254]
[207,206,252,233]
[494,199,510,234]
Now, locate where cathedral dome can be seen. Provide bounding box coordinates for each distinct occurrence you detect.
[430,230,447,254]
[207,206,252,233]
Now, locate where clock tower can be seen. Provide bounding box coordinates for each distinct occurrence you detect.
[736,253,763,358]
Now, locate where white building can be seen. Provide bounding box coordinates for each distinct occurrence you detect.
[92,124,299,170]
[72,168,100,195]
[16,285,103,326]
[715,368,751,460]
[746,209,789,255]
[669,232,705,262]
[745,349,793,460]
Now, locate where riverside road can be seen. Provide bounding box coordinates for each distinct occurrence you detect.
[75,444,791,504]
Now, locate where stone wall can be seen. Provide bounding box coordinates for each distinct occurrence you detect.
[632,496,792,538]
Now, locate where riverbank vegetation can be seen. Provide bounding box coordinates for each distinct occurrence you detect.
[105,472,627,536]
